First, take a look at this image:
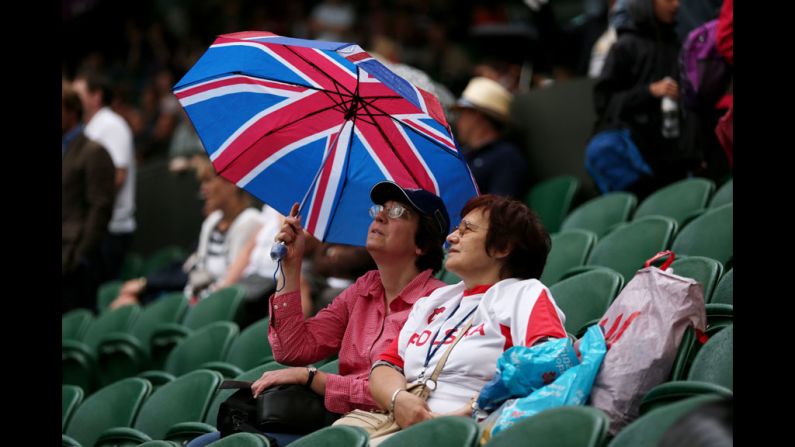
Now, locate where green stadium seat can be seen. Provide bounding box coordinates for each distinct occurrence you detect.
[525,175,580,233]
[485,406,610,447]
[379,416,480,447]
[540,229,598,285]
[200,317,274,378]
[669,256,723,302]
[560,192,637,238]
[632,178,715,227]
[549,268,623,336]
[287,425,368,447]
[709,269,732,305]
[671,203,733,267]
[63,309,94,342]
[709,178,732,208]
[62,385,84,432]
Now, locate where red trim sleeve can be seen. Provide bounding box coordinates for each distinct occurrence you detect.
[376,334,404,369]
[525,289,567,346]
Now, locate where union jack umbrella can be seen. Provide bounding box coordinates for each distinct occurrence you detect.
[173,31,479,246]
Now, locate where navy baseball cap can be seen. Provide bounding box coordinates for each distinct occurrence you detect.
[370,181,451,239]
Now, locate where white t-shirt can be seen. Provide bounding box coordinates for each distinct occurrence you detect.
[378,279,567,414]
[84,107,136,233]
[243,205,285,278]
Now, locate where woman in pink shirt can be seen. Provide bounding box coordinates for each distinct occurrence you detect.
[188,181,451,447]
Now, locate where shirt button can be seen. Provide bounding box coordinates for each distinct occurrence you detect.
[283,303,287,308]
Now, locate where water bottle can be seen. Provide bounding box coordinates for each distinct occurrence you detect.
[661,96,680,139]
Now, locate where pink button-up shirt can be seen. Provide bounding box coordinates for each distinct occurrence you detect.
[268,269,445,414]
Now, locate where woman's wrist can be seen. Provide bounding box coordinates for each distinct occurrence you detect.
[389,388,405,414]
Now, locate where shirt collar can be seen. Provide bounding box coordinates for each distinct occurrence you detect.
[367,269,435,306]
[62,124,84,154]
[463,284,494,297]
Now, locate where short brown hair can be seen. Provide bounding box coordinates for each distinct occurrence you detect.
[460,194,550,280]
[62,84,83,121]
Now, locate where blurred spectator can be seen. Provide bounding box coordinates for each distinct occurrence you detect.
[73,70,138,282]
[62,82,116,313]
[309,0,356,41]
[453,77,528,199]
[593,0,694,198]
[714,0,732,167]
[588,0,619,78]
[168,108,206,173]
[111,157,261,308]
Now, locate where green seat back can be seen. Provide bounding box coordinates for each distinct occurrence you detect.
[62,385,84,432]
[134,369,223,439]
[183,286,246,330]
[639,381,733,415]
[63,309,94,341]
[608,395,722,447]
[525,176,580,233]
[486,406,610,447]
[205,361,287,424]
[560,192,637,238]
[288,425,368,447]
[587,216,677,283]
[380,416,480,447]
[133,293,190,351]
[141,245,187,276]
[97,280,124,314]
[83,305,141,351]
[119,253,144,280]
[138,441,180,447]
[687,324,733,390]
[64,378,152,447]
[669,256,723,302]
[225,317,274,371]
[709,178,732,208]
[550,268,624,335]
[209,432,271,446]
[633,178,715,226]
[710,269,733,305]
[671,203,733,267]
[165,322,239,376]
[541,229,598,285]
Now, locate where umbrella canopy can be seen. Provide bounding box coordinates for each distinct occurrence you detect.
[173,31,478,246]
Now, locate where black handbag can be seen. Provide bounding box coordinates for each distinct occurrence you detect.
[217,381,339,438]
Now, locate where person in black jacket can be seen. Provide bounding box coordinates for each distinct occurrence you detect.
[593,0,696,198]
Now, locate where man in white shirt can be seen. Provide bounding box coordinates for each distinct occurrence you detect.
[73,72,136,281]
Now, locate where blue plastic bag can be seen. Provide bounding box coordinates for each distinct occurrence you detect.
[490,325,608,436]
[477,337,578,412]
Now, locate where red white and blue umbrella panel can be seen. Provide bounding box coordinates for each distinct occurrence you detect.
[173,31,478,246]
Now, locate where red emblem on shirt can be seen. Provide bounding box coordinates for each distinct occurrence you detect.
[428,307,446,324]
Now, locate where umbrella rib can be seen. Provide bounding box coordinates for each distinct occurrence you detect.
[284,45,356,100]
[215,99,355,176]
[361,101,460,158]
[359,103,426,188]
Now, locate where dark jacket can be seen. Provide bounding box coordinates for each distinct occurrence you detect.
[593,0,684,174]
[62,132,116,274]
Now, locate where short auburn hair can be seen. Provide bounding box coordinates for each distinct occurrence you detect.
[460,194,550,280]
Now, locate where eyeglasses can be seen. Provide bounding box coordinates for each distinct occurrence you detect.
[456,219,483,236]
[369,204,411,220]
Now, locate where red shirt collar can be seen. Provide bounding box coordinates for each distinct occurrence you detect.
[463,284,494,297]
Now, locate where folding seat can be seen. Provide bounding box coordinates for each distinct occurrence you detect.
[95,369,223,445]
[632,177,715,227]
[287,425,368,447]
[62,377,152,447]
[525,175,580,233]
[580,216,677,284]
[63,305,140,392]
[149,286,246,369]
[549,268,623,337]
[63,309,93,342]
[671,203,733,267]
[164,361,287,444]
[139,321,239,387]
[709,178,732,209]
[669,256,723,302]
[97,292,189,386]
[62,385,84,432]
[560,192,637,238]
[540,229,597,285]
[379,416,480,447]
[200,317,274,378]
[485,406,610,447]
[608,395,725,447]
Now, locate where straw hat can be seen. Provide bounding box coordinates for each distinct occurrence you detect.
[453,77,513,122]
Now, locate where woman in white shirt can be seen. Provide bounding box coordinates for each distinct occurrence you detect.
[367,194,567,431]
